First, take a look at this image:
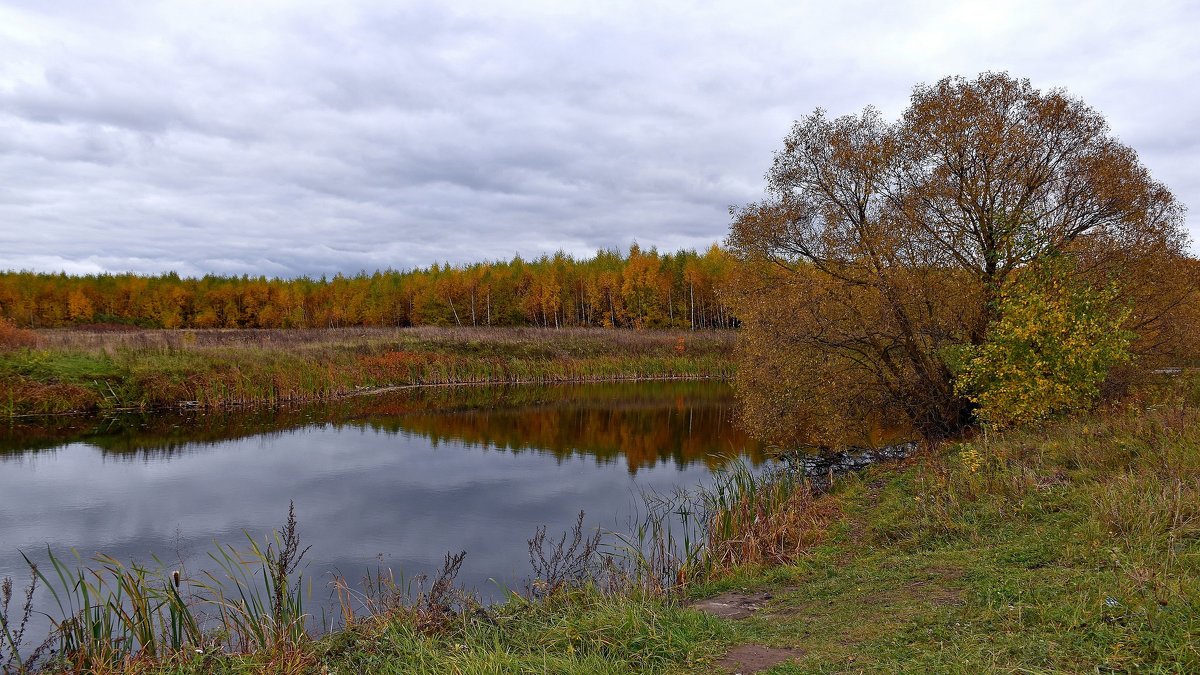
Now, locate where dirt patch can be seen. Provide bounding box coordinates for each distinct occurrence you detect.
[690,591,775,620]
[767,565,966,624]
[905,565,966,606]
[901,580,964,607]
[718,645,805,674]
[855,565,966,609]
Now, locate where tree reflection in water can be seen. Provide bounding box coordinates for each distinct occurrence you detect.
[1,381,765,473]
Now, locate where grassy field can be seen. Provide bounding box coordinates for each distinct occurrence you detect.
[4,374,1195,673]
[685,385,1199,671]
[0,327,735,416]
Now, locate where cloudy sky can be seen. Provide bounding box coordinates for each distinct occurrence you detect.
[0,0,1196,278]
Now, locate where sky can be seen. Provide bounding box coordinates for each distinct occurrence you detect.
[0,0,1197,278]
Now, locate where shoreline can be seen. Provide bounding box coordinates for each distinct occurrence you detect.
[1,326,737,418]
[2,373,730,420]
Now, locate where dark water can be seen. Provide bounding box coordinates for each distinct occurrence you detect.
[0,381,763,625]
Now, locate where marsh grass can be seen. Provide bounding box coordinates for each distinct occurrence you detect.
[23,503,315,672]
[33,549,203,672]
[610,461,842,596]
[611,488,707,596]
[2,327,735,416]
[702,463,839,571]
[198,502,311,654]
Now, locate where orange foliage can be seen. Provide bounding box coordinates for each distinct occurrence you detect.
[393,398,762,474]
[0,316,36,350]
[0,246,737,332]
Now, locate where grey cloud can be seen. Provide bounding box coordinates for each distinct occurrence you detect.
[0,0,1196,278]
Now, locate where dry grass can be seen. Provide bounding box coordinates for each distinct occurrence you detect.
[34,326,734,354]
[618,463,844,596]
[702,466,841,572]
[0,318,37,351]
[2,327,736,416]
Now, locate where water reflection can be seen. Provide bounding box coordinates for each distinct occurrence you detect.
[0,381,761,628]
[1,381,764,473]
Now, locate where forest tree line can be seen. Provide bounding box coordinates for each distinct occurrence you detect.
[0,244,737,330]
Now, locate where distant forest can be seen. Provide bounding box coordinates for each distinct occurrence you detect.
[0,244,737,330]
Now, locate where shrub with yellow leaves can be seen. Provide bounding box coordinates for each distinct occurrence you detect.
[954,257,1133,429]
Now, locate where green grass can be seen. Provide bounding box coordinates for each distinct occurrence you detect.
[680,388,1200,672]
[314,591,734,675]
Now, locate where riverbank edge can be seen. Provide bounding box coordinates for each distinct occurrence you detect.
[2,373,730,420]
[0,327,737,418]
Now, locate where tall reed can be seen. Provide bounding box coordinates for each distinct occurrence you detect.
[25,503,311,671]
[197,501,311,653]
[610,487,707,595]
[615,461,839,593]
[30,549,201,671]
[702,462,838,570]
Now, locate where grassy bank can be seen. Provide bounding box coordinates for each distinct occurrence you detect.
[0,327,735,416]
[685,380,1199,671]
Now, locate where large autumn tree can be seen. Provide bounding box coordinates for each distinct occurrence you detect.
[727,72,1193,443]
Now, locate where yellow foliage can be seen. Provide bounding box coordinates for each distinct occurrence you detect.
[955,259,1133,429]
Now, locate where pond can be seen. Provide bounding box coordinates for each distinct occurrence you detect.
[0,381,764,627]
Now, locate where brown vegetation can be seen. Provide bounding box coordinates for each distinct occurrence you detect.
[0,317,37,350]
[0,327,735,416]
[703,473,840,571]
